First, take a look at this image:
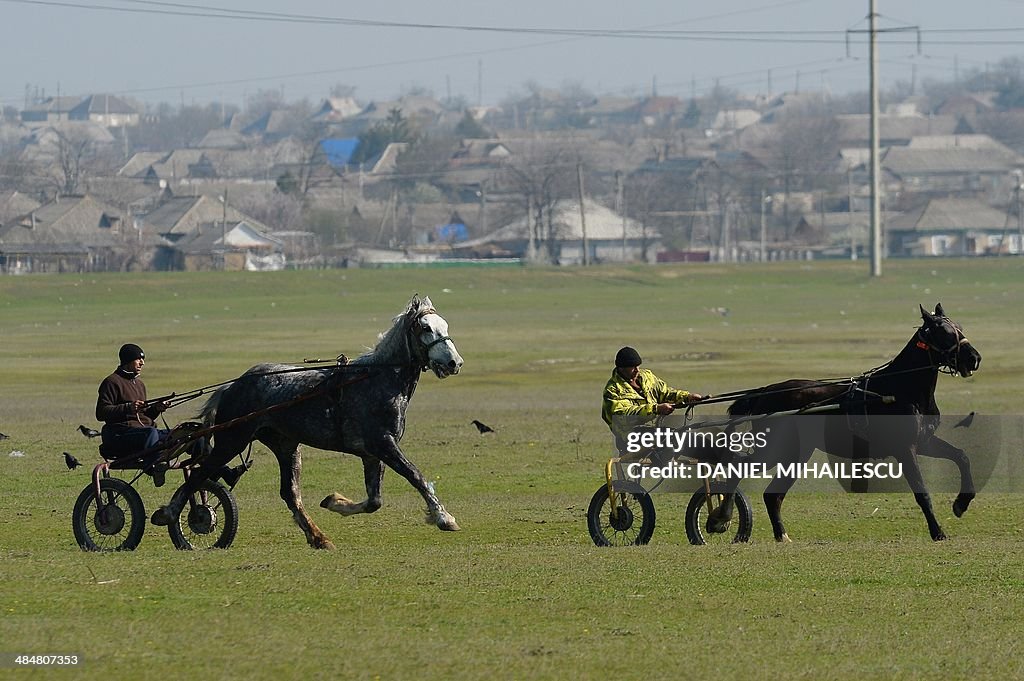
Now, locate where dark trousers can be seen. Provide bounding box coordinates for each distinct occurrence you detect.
[101,424,169,460]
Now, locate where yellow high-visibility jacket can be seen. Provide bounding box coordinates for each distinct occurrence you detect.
[602,368,691,443]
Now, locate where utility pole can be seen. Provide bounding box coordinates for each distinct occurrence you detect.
[576,163,589,266]
[1017,172,1023,254]
[477,181,488,236]
[477,59,483,107]
[760,190,771,262]
[722,203,730,262]
[222,188,228,271]
[848,2,918,276]
[616,171,626,262]
[868,0,883,276]
[848,167,857,260]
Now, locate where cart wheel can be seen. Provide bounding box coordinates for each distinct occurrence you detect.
[684,487,753,545]
[72,477,146,551]
[167,479,238,550]
[587,484,656,546]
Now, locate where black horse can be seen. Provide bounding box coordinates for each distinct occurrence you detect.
[150,296,464,549]
[726,303,981,542]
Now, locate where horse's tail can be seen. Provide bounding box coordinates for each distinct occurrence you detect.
[199,384,230,428]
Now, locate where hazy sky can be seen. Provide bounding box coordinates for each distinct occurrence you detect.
[4,0,1024,110]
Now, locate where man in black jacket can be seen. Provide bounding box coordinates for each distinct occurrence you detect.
[95,343,169,459]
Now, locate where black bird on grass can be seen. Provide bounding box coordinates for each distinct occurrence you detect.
[78,424,101,438]
[0,431,8,440]
[954,411,976,429]
[63,452,82,470]
[471,419,495,434]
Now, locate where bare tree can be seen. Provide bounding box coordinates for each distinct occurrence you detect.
[329,83,357,98]
[245,88,286,120]
[288,119,329,199]
[763,105,840,223]
[501,139,577,263]
[0,149,39,195]
[127,102,230,150]
[235,191,304,232]
[41,125,122,196]
[55,127,93,194]
[623,172,671,262]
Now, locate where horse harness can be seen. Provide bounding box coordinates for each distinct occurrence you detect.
[841,318,966,432]
[913,316,971,376]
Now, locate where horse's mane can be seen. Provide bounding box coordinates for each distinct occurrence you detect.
[350,295,432,366]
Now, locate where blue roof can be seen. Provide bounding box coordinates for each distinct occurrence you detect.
[434,222,469,242]
[320,138,360,168]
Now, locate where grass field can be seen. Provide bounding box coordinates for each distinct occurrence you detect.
[2,259,1023,680]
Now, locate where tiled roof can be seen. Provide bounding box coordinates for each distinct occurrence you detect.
[70,94,138,116]
[138,195,262,235]
[836,114,959,143]
[887,198,1010,232]
[882,147,1022,175]
[0,195,129,246]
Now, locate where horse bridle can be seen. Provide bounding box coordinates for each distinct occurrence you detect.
[408,307,454,370]
[915,316,970,375]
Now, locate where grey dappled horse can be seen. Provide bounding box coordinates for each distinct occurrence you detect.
[151,295,463,549]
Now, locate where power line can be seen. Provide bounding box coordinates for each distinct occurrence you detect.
[5,0,1024,44]
[4,0,1023,109]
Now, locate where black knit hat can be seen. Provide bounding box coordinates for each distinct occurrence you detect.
[615,346,642,368]
[118,343,145,364]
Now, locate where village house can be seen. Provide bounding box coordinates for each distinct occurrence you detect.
[456,198,657,264]
[879,134,1024,194]
[136,194,264,242]
[67,94,140,128]
[172,220,285,271]
[0,194,171,273]
[886,197,1019,256]
[20,96,86,124]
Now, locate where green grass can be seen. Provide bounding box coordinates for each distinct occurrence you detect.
[1,259,1023,680]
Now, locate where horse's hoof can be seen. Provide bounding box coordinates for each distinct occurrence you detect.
[150,506,172,527]
[308,534,336,550]
[321,493,358,515]
[438,517,461,531]
[433,510,460,531]
[952,494,974,518]
[706,519,728,534]
[932,532,948,542]
[320,493,344,509]
[775,533,792,543]
[706,514,732,534]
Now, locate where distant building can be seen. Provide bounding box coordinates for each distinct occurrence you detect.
[20,96,84,124]
[312,97,362,123]
[456,199,658,264]
[886,197,1018,256]
[0,194,171,273]
[68,95,140,128]
[173,220,285,271]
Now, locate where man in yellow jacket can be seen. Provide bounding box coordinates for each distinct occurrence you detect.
[602,346,705,451]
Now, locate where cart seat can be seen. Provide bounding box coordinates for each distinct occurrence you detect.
[98,441,116,461]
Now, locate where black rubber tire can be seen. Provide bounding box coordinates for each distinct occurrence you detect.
[587,484,656,546]
[684,487,754,545]
[72,477,146,552]
[167,478,239,550]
